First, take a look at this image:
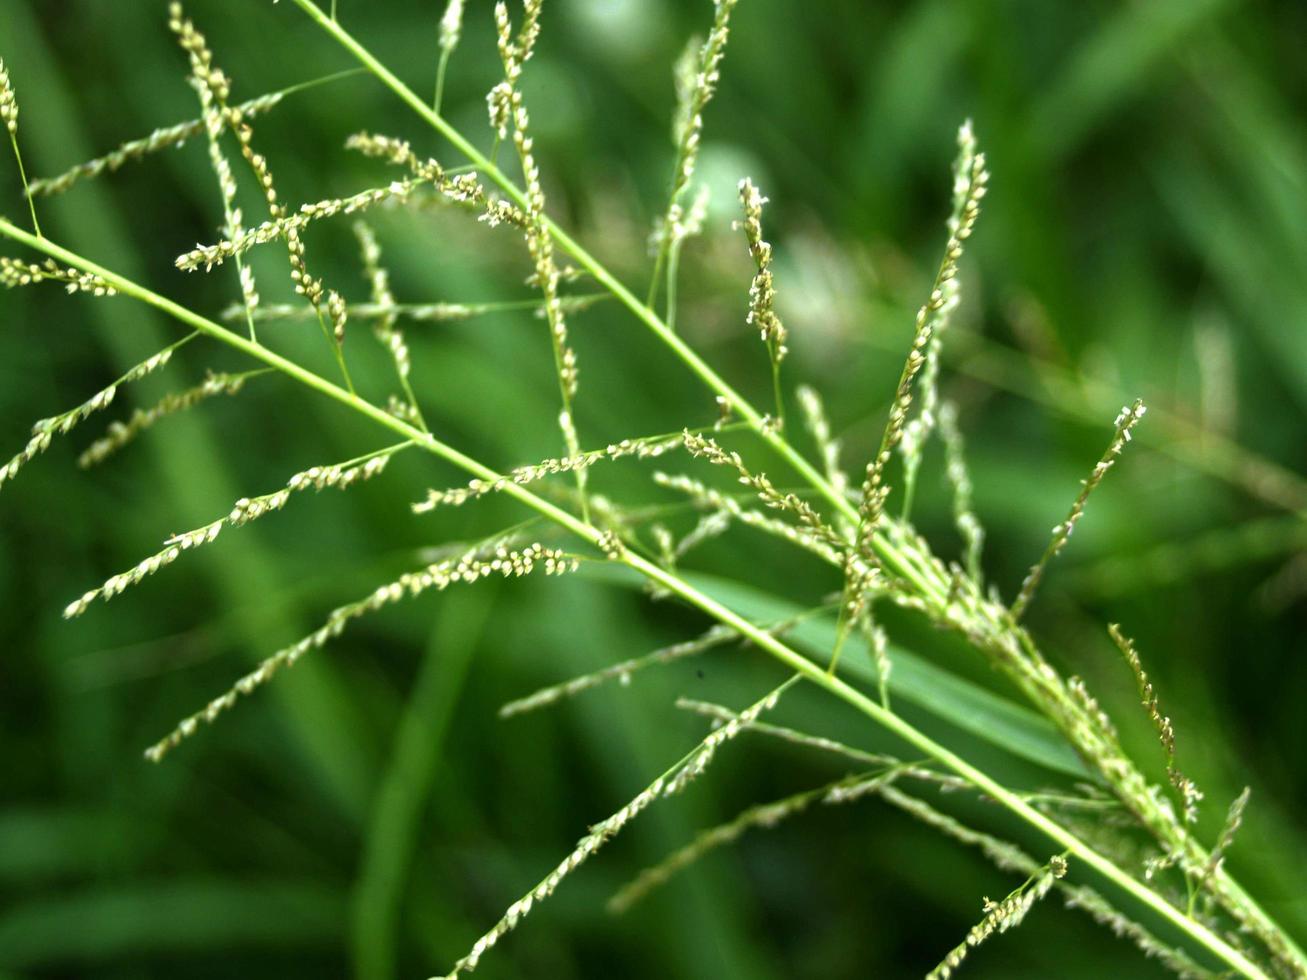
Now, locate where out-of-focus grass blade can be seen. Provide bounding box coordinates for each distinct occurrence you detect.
[1029,0,1231,160]
[351,588,495,980]
[0,879,343,968]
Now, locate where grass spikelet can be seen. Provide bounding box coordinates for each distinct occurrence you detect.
[63,444,407,619]
[26,86,293,198]
[346,131,531,230]
[879,784,1212,979]
[739,178,788,423]
[927,854,1068,980]
[78,369,267,469]
[491,0,586,516]
[146,541,577,764]
[434,0,465,112]
[353,220,426,428]
[500,625,736,718]
[223,292,608,325]
[0,335,193,491]
[653,470,846,565]
[0,57,40,235]
[1199,787,1250,894]
[682,431,844,552]
[433,676,796,980]
[647,0,737,313]
[861,610,891,708]
[414,432,683,512]
[609,770,896,914]
[1107,623,1203,824]
[796,384,848,503]
[175,180,423,272]
[170,5,260,340]
[1012,400,1147,620]
[854,121,987,550]
[1,256,117,295]
[938,401,985,583]
[0,58,18,138]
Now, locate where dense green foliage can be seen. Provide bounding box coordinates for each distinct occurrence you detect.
[2,1,1305,977]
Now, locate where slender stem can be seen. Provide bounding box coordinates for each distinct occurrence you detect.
[433,47,452,115]
[0,215,1273,980]
[9,133,41,237]
[665,237,682,333]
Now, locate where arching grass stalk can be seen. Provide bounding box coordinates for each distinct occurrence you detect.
[282,0,941,604]
[0,214,1274,980]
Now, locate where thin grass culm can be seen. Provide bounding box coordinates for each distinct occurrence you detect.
[1,3,1304,980]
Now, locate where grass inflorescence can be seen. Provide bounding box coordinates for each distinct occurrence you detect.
[1,3,1303,979]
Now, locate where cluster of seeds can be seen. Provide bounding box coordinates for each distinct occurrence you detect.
[62,450,399,619]
[1,257,116,295]
[144,542,576,764]
[0,344,182,490]
[78,371,254,469]
[414,435,682,512]
[437,677,793,980]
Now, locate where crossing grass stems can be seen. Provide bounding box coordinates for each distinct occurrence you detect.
[1,3,1304,978]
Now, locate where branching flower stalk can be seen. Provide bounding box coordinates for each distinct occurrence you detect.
[491,0,588,520]
[77,368,269,469]
[2,2,1303,975]
[738,178,788,425]
[1012,400,1147,620]
[26,70,364,198]
[435,677,798,980]
[646,0,736,315]
[145,540,577,763]
[0,214,1285,979]
[0,331,195,490]
[0,57,40,235]
[62,442,408,620]
[221,292,609,325]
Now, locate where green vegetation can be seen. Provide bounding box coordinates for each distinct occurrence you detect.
[2,1,1305,977]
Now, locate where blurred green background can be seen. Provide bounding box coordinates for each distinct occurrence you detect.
[2,0,1305,976]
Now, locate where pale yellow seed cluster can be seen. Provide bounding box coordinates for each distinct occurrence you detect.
[440,0,466,52]
[224,294,602,326]
[926,856,1068,980]
[938,401,985,581]
[493,0,579,401]
[28,91,284,198]
[326,289,348,343]
[1107,623,1203,824]
[1,347,175,490]
[353,221,410,378]
[170,3,260,321]
[176,180,418,272]
[63,452,396,619]
[79,372,250,469]
[856,121,988,547]
[683,431,843,551]
[738,178,787,360]
[437,677,791,980]
[669,0,736,201]
[144,542,575,763]
[795,385,847,501]
[499,625,736,718]
[1012,399,1146,619]
[348,131,529,230]
[653,470,844,567]
[1,257,116,296]
[171,2,326,305]
[0,58,18,137]
[414,435,681,512]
